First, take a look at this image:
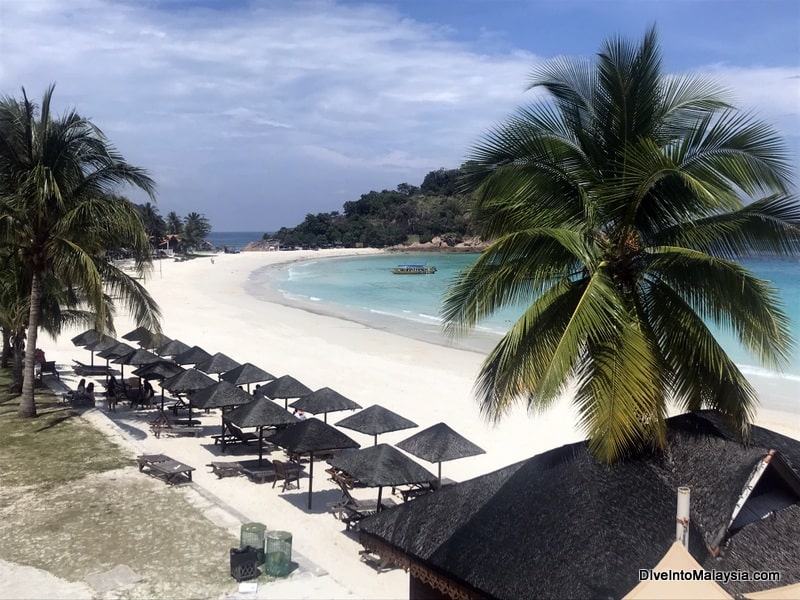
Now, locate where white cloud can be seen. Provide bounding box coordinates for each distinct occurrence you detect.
[0,0,796,230]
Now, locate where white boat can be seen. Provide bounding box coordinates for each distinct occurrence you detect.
[392,264,437,274]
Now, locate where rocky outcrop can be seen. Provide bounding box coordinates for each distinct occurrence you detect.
[386,236,488,253]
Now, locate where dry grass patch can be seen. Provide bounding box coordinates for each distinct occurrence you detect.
[0,370,247,598]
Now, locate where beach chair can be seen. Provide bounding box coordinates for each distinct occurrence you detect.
[271,459,303,491]
[72,360,112,377]
[38,360,59,380]
[149,407,202,438]
[328,477,396,530]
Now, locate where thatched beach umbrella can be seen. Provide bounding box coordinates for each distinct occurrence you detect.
[173,345,213,366]
[121,326,153,343]
[138,331,170,351]
[133,359,186,410]
[335,404,418,446]
[189,381,253,439]
[327,443,434,510]
[220,362,275,393]
[96,341,134,361]
[224,397,297,463]
[396,422,485,485]
[157,338,191,358]
[267,418,360,509]
[83,335,119,366]
[196,352,240,378]
[96,341,134,380]
[114,348,162,385]
[70,328,102,348]
[162,368,215,424]
[133,360,185,409]
[289,387,362,423]
[114,348,161,367]
[259,374,313,409]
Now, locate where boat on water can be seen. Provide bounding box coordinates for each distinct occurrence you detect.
[392,264,437,275]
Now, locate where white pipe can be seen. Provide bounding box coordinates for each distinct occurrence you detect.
[676,486,691,548]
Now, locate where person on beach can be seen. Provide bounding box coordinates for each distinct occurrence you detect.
[252,384,261,397]
[106,376,119,411]
[76,378,86,397]
[138,380,154,408]
[85,382,95,405]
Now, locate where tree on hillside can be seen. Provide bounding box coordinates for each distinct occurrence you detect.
[443,27,800,464]
[182,212,211,249]
[0,85,161,417]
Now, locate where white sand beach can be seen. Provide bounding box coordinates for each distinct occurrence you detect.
[8,248,800,599]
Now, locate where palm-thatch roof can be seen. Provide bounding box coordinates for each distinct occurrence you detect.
[397,422,485,464]
[196,352,240,375]
[189,380,253,410]
[259,374,312,399]
[161,368,215,393]
[328,443,434,487]
[223,397,296,429]
[132,361,184,380]
[335,404,418,444]
[157,338,191,358]
[173,345,213,366]
[121,326,152,342]
[113,348,161,366]
[358,411,800,599]
[266,418,360,455]
[70,329,103,347]
[219,362,275,386]
[84,335,120,353]
[139,331,170,350]
[289,386,362,421]
[96,341,135,360]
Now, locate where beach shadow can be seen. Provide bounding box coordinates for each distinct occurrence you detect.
[276,487,345,515]
[34,413,75,432]
[115,421,148,441]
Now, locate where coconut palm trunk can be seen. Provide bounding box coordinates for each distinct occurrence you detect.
[18,273,42,417]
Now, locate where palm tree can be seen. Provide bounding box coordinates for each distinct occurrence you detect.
[182,211,211,250]
[443,28,800,464]
[166,211,183,235]
[0,85,162,417]
[138,201,166,244]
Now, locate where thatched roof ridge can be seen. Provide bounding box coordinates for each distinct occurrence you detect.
[359,411,800,599]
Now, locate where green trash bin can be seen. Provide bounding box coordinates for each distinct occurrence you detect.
[264,530,292,577]
[240,522,267,564]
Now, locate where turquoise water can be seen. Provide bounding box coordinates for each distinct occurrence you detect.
[266,252,800,378]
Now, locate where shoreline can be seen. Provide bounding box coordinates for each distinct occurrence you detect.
[245,251,800,430]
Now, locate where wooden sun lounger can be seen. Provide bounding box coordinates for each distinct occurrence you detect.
[72,360,113,377]
[147,459,195,485]
[149,408,202,438]
[138,454,195,485]
[328,477,396,530]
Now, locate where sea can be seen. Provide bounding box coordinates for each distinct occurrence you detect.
[205,231,266,251]
[251,252,800,386]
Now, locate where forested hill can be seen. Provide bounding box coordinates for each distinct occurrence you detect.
[267,167,476,248]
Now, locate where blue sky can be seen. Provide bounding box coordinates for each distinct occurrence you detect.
[1,0,798,232]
